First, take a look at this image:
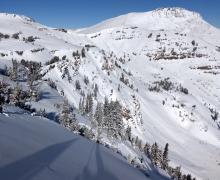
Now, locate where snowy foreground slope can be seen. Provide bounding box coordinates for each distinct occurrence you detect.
[0,7,220,180]
[0,108,163,180]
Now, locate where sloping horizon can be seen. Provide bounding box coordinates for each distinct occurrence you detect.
[1,0,220,29]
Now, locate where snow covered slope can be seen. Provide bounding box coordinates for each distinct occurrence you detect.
[78,7,218,34]
[0,107,157,180]
[0,7,220,180]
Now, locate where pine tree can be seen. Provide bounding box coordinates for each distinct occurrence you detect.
[144,143,151,157]
[135,136,139,146]
[138,139,143,151]
[162,143,169,170]
[106,100,123,139]
[93,103,104,142]
[172,166,182,180]
[27,61,41,100]
[103,97,109,116]
[125,126,132,142]
[85,93,93,115]
[186,174,192,180]
[69,113,77,131]
[93,83,98,98]
[112,100,123,137]
[157,148,163,168]
[151,142,159,166]
[13,84,23,106]
[81,47,86,58]
[81,96,85,114]
[10,59,18,81]
[60,99,72,128]
[0,81,7,113]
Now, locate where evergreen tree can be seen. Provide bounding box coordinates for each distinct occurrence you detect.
[10,59,18,81]
[103,97,109,116]
[186,174,192,180]
[79,98,83,113]
[93,103,104,142]
[135,136,139,146]
[125,126,132,142]
[172,166,182,180]
[93,83,98,98]
[27,61,41,100]
[144,143,151,157]
[162,143,169,170]
[138,139,143,151]
[85,93,93,115]
[69,113,77,131]
[106,100,123,139]
[0,81,7,113]
[81,96,85,114]
[13,84,23,106]
[151,142,159,166]
[60,99,72,128]
[157,148,163,168]
[81,48,86,58]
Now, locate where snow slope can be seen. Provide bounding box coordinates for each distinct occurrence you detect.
[0,107,158,180]
[0,7,220,180]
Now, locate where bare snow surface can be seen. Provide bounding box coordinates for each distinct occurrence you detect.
[0,110,153,180]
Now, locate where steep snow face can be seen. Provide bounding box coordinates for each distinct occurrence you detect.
[0,109,156,180]
[79,7,214,34]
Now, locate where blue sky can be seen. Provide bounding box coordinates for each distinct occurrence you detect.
[1,0,220,28]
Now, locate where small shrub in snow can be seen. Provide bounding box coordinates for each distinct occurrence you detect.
[12,33,20,39]
[26,36,35,42]
[179,85,189,94]
[46,56,60,65]
[48,79,57,90]
[83,76,89,85]
[75,80,81,90]
[15,51,23,56]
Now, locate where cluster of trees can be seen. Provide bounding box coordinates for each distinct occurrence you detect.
[45,56,60,65]
[59,98,95,139]
[58,94,124,143]
[8,59,42,101]
[79,95,124,141]
[0,81,33,113]
[72,48,86,59]
[119,73,134,89]
[149,78,189,95]
[59,98,77,131]
[101,98,123,139]
[0,32,10,39]
[58,92,196,180]
[142,142,196,180]
[0,59,42,109]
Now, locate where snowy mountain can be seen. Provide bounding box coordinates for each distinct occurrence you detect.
[0,7,220,180]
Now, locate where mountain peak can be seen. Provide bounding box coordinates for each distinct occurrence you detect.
[79,7,206,34]
[0,12,35,23]
[152,7,202,19]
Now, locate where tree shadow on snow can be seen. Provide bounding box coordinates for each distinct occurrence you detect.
[0,139,77,180]
[74,144,119,180]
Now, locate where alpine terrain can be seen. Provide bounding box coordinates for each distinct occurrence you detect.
[0,7,220,180]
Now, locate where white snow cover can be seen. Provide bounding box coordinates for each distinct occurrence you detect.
[0,109,155,180]
[0,7,220,180]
